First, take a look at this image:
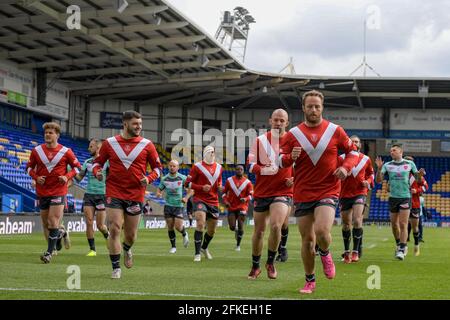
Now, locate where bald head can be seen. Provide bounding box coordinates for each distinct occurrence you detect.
[272,108,289,119]
[269,108,289,135]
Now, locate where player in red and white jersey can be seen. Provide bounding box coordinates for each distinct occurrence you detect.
[280,90,358,294]
[222,165,253,251]
[338,135,374,263]
[185,146,223,262]
[247,109,294,280]
[92,111,162,279]
[26,122,81,264]
[405,156,428,256]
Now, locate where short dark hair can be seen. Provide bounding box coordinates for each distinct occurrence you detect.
[122,110,142,122]
[391,144,403,149]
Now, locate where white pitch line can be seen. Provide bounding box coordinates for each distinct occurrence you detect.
[382,238,389,242]
[368,244,377,249]
[0,287,307,300]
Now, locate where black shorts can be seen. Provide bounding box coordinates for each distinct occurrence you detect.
[339,195,367,211]
[389,198,411,213]
[253,196,293,213]
[83,193,106,211]
[410,208,420,219]
[164,205,184,219]
[228,210,247,217]
[38,196,67,210]
[106,197,143,216]
[294,197,338,217]
[193,201,219,220]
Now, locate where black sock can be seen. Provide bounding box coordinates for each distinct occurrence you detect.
[395,238,400,246]
[252,255,261,269]
[201,232,213,250]
[110,254,120,270]
[88,238,95,251]
[179,227,186,237]
[279,227,289,252]
[47,228,59,254]
[194,230,203,255]
[122,242,132,252]
[168,230,176,248]
[267,250,277,264]
[306,273,316,282]
[399,243,406,252]
[352,228,363,252]
[413,232,420,246]
[318,247,329,256]
[236,229,244,246]
[342,229,351,251]
[418,217,423,239]
[189,218,193,226]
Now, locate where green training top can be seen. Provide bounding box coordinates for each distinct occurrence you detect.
[381,159,418,199]
[81,157,109,195]
[158,172,187,208]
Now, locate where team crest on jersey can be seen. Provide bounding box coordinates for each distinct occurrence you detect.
[178,181,181,186]
[126,204,142,213]
[48,152,54,158]
[124,144,131,152]
[403,165,409,170]
[311,134,318,142]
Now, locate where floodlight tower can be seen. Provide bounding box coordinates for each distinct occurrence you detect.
[214,6,255,63]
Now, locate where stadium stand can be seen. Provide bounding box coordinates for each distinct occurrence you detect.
[2,124,448,221]
[370,156,450,222]
[0,124,251,213]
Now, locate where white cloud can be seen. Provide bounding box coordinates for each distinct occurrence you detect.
[167,0,450,76]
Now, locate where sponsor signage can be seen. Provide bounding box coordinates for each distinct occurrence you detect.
[7,90,27,107]
[100,112,123,129]
[0,217,34,235]
[385,139,432,153]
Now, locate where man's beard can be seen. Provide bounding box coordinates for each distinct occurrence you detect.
[127,127,140,137]
[306,114,320,124]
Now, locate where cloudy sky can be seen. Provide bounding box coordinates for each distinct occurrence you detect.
[167,0,450,77]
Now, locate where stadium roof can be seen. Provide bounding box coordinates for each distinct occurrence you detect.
[1,1,450,111]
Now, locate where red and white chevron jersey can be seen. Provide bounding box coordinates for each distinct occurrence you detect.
[26,144,81,197]
[185,161,223,206]
[247,131,294,198]
[92,135,162,203]
[410,175,428,209]
[223,175,253,212]
[280,119,358,203]
[339,152,374,198]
